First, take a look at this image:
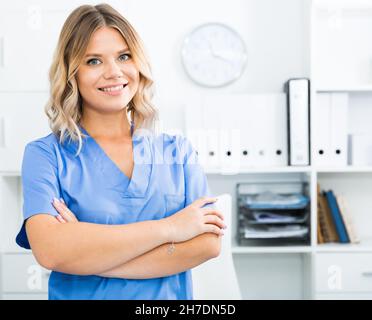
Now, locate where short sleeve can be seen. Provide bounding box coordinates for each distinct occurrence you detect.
[15,141,61,249]
[180,137,214,208]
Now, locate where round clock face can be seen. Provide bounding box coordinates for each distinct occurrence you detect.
[181,22,247,87]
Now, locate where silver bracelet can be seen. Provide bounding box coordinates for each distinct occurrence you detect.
[167,241,175,255]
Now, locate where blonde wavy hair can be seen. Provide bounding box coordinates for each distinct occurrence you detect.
[45,3,158,155]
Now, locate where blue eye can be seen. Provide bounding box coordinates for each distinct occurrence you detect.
[119,53,131,62]
[87,58,101,66]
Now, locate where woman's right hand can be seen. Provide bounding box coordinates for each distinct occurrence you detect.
[163,197,226,243]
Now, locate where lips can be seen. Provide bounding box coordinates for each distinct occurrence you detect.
[98,83,128,92]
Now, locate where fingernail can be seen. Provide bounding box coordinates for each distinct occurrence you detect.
[53,197,60,204]
[60,198,65,204]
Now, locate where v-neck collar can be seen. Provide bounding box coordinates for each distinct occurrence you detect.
[79,123,152,198]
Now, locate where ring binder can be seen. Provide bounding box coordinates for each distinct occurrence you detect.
[285,78,311,166]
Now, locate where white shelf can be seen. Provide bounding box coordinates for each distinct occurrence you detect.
[316,85,372,93]
[204,166,312,175]
[232,246,312,254]
[233,241,372,253]
[315,166,372,173]
[316,238,372,253]
[206,166,372,174]
[232,238,372,254]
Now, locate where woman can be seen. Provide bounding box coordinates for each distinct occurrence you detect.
[15,4,226,300]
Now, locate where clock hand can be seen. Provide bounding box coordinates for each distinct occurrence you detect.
[212,51,236,66]
[207,40,234,63]
[212,51,232,63]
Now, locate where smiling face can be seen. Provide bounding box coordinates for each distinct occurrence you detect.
[76,26,140,115]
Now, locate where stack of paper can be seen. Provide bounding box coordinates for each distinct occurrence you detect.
[245,191,309,210]
[239,190,310,242]
[248,211,308,224]
[244,225,309,239]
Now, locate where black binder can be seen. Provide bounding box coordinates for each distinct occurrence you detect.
[284,78,311,166]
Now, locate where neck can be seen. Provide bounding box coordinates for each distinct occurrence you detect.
[80,108,132,140]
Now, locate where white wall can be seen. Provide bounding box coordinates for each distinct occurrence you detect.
[123,0,309,131]
[0,0,309,132]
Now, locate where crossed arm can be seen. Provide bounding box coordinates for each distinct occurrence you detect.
[98,233,221,279]
[26,205,222,279]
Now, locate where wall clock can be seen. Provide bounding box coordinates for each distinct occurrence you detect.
[181,22,247,87]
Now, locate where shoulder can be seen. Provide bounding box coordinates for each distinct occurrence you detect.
[24,133,60,161]
[26,132,59,148]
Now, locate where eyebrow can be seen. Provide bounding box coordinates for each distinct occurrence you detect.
[84,49,130,57]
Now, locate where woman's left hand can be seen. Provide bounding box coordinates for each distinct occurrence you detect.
[52,198,79,223]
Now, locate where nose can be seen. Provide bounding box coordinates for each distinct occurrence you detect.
[103,60,123,80]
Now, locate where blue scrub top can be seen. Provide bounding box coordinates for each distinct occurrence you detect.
[15,125,212,300]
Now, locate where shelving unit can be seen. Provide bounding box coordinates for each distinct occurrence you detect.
[203,0,372,299]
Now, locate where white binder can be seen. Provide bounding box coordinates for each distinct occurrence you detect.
[227,93,287,169]
[313,93,348,166]
[247,95,267,167]
[202,98,222,170]
[348,133,372,166]
[287,78,310,166]
[218,128,241,174]
[313,93,332,166]
[204,129,220,170]
[203,95,240,173]
[216,96,240,173]
[186,93,289,171]
[265,94,288,167]
[236,102,255,168]
[330,93,348,166]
